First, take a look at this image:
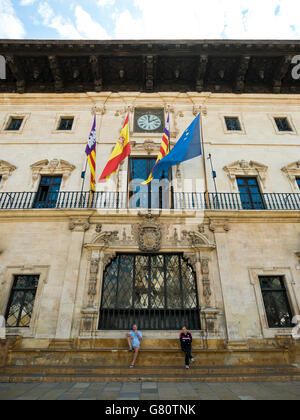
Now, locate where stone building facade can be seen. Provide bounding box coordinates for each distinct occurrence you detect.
[0,41,299,366]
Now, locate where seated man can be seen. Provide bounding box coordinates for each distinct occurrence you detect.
[179,326,195,369]
[127,324,143,368]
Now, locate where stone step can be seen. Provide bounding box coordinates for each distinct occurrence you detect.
[6,348,289,367]
[1,364,299,376]
[1,371,300,384]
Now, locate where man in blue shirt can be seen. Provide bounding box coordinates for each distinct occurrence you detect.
[127,324,143,368]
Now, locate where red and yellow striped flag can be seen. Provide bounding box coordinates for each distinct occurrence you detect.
[85,114,96,192]
[98,113,131,183]
[142,113,170,185]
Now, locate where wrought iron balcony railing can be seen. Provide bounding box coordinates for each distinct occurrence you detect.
[0,191,300,211]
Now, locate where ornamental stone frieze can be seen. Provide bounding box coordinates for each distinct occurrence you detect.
[30,159,75,188]
[223,160,268,190]
[0,160,17,189]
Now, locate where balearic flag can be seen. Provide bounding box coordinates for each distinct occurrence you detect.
[142,113,170,185]
[147,114,202,181]
[85,114,96,192]
[99,113,131,183]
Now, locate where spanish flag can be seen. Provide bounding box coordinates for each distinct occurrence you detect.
[142,113,170,185]
[99,113,131,183]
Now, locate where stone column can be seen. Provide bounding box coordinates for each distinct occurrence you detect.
[55,218,89,340]
[210,220,248,348]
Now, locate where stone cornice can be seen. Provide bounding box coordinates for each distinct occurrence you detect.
[0,208,299,223]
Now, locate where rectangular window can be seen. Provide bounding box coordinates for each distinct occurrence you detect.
[236,177,265,210]
[225,117,241,131]
[129,158,173,209]
[5,275,39,328]
[6,117,23,131]
[274,117,293,132]
[57,117,74,131]
[296,178,300,190]
[33,175,62,208]
[259,276,293,329]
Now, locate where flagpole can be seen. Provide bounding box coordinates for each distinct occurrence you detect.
[200,110,210,209]
[80,159,88,208]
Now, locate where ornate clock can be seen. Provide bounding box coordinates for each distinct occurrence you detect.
[134,109,165,133]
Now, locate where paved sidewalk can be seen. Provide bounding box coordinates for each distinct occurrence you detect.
[0,381,300,400]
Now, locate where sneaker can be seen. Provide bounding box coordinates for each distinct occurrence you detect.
[130,364,135,369]
[185,365,190,369]
[191,358,195,363]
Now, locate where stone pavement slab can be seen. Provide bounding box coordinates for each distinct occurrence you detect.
[0,381,300,400]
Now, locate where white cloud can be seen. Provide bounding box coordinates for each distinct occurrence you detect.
[114,0,300,39]
[75,6,108,39]
[38,2,108,39]
[98,0,115,7]
[0,0,26,38]
[20,0,36,6]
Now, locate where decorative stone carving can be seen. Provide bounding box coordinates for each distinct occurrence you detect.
[0,160,17,189]
[209,220,230,233]
[282,161,300,191]
[103,252,117,268]
[182,230,215,249]
[223,160,268,190]
[93,230,119,247]
[133,139,175,155]
[138,219,162,253]
[69,218,90,232]
[201,308,220,333]
[87,250,100,307]
[30,159,75,187]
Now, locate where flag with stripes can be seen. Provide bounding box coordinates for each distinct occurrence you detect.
[85,114,96,192]
[98,113,131,183]
[142,113,170,185]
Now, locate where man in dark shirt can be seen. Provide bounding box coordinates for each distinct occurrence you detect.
[179,326,195,369]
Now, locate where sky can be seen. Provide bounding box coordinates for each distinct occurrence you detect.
[0,0,300,40]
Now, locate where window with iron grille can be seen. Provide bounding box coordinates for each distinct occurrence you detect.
[33,175,62,208]
[99,254,201,330]
[57,117,74,131]
[259,276,293,329]
[296,178,300,190]
[274,117,293,132]
[225,117,242,131]
[5,275,40,328]
[6,117,23,131]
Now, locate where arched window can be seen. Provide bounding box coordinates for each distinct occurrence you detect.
[99,254,201,330]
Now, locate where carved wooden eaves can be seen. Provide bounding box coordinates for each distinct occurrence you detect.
[30,159,75,187]
[281,161,300,191]
[0,160,17,189]
[223,160,268,190]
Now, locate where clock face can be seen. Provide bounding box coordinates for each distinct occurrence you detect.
[137,114,162,131]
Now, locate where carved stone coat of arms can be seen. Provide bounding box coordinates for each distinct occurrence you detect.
[138,221,162,252]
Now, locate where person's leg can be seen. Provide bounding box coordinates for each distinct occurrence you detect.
[131,347,139,366]
[184,349,190,366]
[127,335,133,350]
